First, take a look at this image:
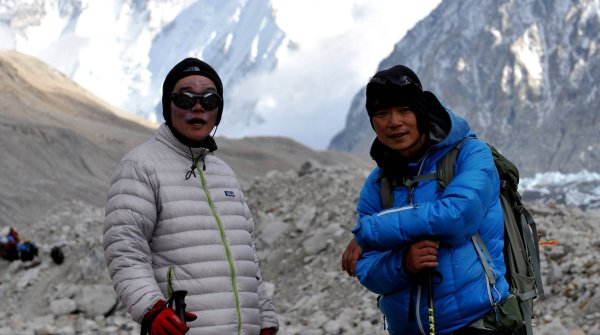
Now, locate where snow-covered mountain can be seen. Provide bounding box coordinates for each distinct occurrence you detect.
[0,0,445,149]
[330,0,600,177]
[521,170,600,211]
[0,0,285,124]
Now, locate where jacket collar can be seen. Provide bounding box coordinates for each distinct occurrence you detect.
[156,123,217,159]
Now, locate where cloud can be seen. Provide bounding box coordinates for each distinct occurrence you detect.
[220,0,441,149]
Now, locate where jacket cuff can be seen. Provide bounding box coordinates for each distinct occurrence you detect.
[352,219,374,250]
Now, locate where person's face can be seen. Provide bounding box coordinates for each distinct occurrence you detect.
[372,106,425,158]
[171,75,219,141]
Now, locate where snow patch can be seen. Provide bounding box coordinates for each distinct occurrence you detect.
[510,23,544,95]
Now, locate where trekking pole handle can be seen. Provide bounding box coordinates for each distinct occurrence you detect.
[172,290,188,321]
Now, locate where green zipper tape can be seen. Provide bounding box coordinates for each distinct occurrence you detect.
[198,166,242,335]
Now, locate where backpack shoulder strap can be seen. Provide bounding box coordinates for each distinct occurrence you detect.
[471,233,500,306]
[380,172,440,209]
[380,174,394,209]
[437,135,477,191]
[379,135,477,209]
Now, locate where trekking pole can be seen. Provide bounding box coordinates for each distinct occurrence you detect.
[166,267,190,323]
[172,290,188,321]
[427,273,435,335]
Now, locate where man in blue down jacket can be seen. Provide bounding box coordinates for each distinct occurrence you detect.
[341,65,511,335]
[104,58,278,335]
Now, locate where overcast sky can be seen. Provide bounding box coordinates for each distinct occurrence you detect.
[220,0,442,149]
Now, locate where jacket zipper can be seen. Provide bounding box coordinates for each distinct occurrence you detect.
[377,204,419,216]
[198,167,242,335]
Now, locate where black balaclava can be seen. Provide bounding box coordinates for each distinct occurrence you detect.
[365,65,429,134]
[162,57,224,127]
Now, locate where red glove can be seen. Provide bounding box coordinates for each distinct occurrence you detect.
[260,327,278,335]
[144,300,197,335]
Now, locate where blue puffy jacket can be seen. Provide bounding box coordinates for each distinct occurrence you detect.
[352,104,509,335]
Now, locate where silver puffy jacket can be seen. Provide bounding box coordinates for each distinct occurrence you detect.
[104,124,278,335]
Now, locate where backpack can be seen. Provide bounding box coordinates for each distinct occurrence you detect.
[18,241,39,262]
[50,246,65,265]
[380,136,544,335]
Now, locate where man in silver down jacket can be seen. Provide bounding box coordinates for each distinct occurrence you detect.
[104,58,279,335]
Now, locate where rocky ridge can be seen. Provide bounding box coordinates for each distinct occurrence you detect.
[330,0,600,176]
[1,163,599,335]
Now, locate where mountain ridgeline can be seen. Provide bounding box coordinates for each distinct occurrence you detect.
[1,0,285,124]
[329,0,600,177]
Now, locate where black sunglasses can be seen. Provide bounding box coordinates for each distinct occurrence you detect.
[171,91,222,110]
[369,75,422,90]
